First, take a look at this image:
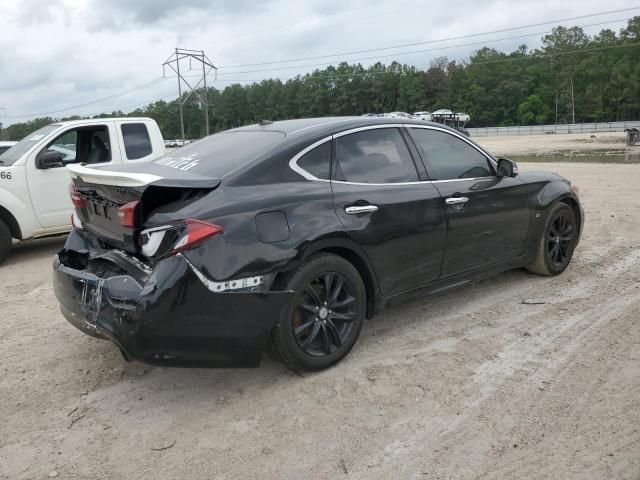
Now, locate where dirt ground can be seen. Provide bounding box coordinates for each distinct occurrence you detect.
[477,132,632,156]
[1,160,640,479]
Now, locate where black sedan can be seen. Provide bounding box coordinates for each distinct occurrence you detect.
[53,117,583,371]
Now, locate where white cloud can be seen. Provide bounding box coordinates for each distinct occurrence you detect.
[0,0,635,125]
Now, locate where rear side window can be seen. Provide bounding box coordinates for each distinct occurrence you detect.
[121,123,152,160]
[297,142,330,180]
[410,128,494,180]
[334,128,419,184]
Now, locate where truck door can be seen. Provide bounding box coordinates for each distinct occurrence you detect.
[26,123,118,229]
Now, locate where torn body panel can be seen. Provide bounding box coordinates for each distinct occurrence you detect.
[53,231,294,367]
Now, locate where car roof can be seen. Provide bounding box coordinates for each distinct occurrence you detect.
[226,116,450,141]
[0,141,18,146]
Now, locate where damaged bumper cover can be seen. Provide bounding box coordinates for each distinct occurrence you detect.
[53,232,293,368]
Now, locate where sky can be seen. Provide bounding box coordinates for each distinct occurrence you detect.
[0,0,637,125]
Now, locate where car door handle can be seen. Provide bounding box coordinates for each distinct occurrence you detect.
[345,205,379,214]
[445,196,469,206]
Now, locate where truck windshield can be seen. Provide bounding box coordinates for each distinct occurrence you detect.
[0,125,61,166]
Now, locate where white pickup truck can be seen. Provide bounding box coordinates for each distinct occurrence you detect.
[0,117,166,264]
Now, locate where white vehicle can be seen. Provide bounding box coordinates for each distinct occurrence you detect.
[413,111,432,121]
[0,117,166,264]
[0,141,17,155]
[384,112,415,119]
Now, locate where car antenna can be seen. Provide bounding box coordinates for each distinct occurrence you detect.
[258,119,273,126]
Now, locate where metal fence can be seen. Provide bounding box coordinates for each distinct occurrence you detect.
[467,121,640,137]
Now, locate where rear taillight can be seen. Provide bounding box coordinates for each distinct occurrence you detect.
[71,211,84,230]
[117,201,140,229]
[174,220,224,252]
[69,183,86,209]
[140,219,223,260]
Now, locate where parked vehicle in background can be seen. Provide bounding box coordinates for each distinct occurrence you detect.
[0,117,166,264]
[0,141,17,155]
[413,111,432,121]
[165,139,193,148]
[53,116,583,371]
[625,128,639,145]
[431,109,471,136]
[384,112,415,119]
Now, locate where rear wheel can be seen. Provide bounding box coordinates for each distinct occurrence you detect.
[0,220,12,265]
[527,202,577,276]
[270,253,366,371]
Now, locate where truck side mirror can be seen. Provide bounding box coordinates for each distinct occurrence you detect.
[36,150,65,169]
[497,158,518,178]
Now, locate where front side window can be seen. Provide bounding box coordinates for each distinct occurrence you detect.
[37,126,111,167]
[409,128,494,180]
[297,141,331,180]
[121,123,152,160]
[334,128,419,184]
[49,130,77,162]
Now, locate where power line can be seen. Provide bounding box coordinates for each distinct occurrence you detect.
[4,77,169,119]
[85,93,178,117]
[6,10,639,121]
[211,17,636,76]
[218,7,640,70]
[201,41,640,84]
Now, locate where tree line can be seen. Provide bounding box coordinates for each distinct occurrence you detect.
[3,18,640,141]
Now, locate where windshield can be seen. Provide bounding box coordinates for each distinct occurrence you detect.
[0,125,61,166]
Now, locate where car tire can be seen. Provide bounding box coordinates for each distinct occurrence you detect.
[526,202,577,276]
[0,220,12,265]
[270,253,366,371]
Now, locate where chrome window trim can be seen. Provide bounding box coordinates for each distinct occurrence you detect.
[288,136,333,181]
[289,123,498,184]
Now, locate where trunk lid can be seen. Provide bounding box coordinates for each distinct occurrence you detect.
[68,164,220,252]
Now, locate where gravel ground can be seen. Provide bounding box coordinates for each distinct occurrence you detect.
[1,162,639,480]
[476,132,632,156]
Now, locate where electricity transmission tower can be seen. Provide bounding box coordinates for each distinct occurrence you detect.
[162,48,217,142]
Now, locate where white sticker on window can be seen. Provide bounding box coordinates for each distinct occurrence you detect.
[28,135,45,141]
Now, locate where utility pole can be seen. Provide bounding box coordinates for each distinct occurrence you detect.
[162,48,217,143]
[570,78,576,124]
[0,109,5,140]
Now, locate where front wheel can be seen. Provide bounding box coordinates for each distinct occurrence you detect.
[526,202,577,276]
[270,253,366,371]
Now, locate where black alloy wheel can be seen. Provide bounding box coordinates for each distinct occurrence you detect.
[270,253,366,371]
[293,272,358,357]
[527,202,577,276]
[547,213,574,266]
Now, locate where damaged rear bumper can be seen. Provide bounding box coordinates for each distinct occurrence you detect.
[53,233,293,368]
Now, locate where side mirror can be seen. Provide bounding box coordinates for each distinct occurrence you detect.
[497,158,518,178]
[36,150,64,169]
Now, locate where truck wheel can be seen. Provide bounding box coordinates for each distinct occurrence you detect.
[0,220,12,265]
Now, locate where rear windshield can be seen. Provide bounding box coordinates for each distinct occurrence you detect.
[154,130,285,176]
[0,125,61,166]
